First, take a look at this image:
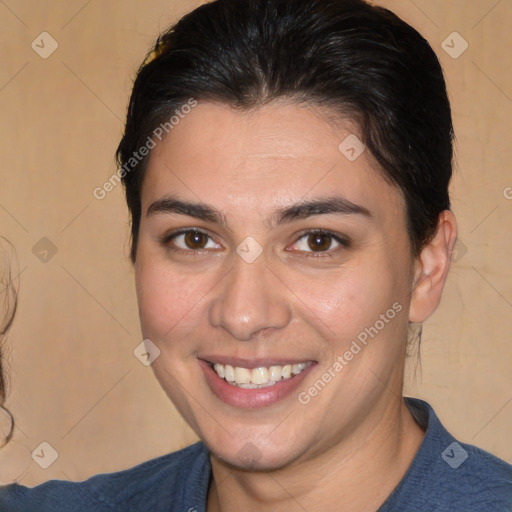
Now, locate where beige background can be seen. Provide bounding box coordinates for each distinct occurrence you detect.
[0,0,510,486]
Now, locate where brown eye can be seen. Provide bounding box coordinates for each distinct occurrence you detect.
[289,231,348,254]
[184,231,209,249]
[307,233,334,251]
[168,230,221,252]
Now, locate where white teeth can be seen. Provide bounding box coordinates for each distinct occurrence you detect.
[292,363,306,375]
[251,367,269,385]
[269,366,282,381]
[234,367,251,384]
[224,365,235,382]
[211,361,308,387]
[214,363,225,379]
[237,381,276,389]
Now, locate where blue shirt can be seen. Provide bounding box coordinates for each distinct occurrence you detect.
[1,398,511,511]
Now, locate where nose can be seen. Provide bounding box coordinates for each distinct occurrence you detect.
[209,255,292,341]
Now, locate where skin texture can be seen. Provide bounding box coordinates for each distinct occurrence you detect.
[135,101,457,511]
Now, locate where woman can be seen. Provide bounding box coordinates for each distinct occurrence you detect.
[1,0,511,510]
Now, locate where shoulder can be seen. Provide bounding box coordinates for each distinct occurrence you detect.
[380,398,512,512]
[436,438,512,511]
[0,441,210,512]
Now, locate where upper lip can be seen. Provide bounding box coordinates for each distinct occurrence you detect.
[200,356,314,369]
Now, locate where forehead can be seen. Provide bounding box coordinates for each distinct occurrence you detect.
[141,101,403,219]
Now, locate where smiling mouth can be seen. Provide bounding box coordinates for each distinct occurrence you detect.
[207,361,311,389]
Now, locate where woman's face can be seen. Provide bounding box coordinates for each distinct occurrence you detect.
[135,101,417,470]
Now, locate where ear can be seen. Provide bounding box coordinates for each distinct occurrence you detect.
[409,210,458,323]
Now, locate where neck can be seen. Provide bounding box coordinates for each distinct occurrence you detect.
[207,397,425,512]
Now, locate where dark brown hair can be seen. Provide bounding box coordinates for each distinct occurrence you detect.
[117,0,453,261]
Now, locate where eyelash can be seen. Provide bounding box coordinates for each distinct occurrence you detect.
[161,228,351,257]
[288,229,350,257]
[161,228,218,255]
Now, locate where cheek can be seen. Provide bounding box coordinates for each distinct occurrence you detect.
[289,256,409,349]
[135,255,207,341]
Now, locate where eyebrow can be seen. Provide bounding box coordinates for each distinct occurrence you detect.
[275,196,371,223]
[147,196,225,224]
[146,195,372,225]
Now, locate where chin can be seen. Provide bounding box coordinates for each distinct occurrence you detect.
[206,434,307,472]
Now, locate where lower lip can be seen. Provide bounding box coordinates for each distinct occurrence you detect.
[199,360,316,409]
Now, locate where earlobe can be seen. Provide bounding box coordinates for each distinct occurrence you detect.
[409,210,458,323]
